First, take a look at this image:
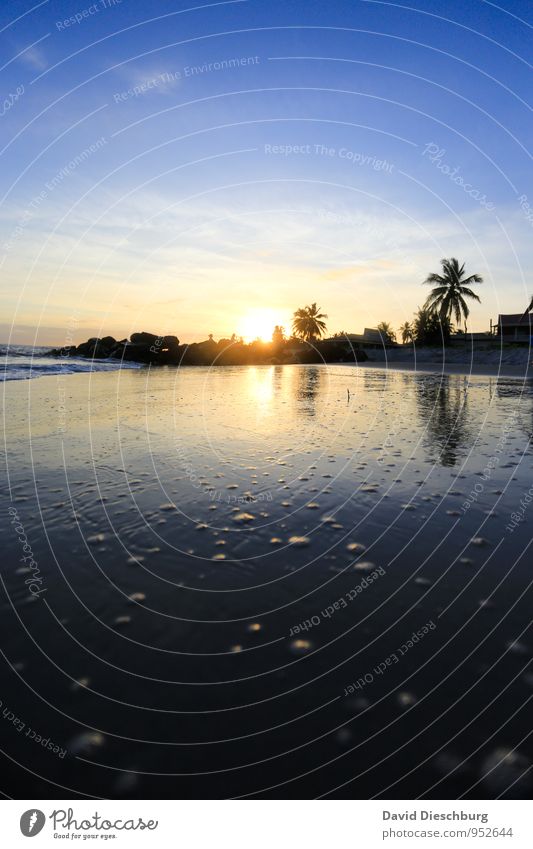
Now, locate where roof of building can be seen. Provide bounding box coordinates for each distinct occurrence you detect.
[498,313,532,326]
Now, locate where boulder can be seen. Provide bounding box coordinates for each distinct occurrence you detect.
[130,332,159,346]
[75,340,97,357]
[93,336,117,358]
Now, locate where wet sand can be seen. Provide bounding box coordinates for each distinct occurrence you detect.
[358,360,533,379]
[2,365,533,799]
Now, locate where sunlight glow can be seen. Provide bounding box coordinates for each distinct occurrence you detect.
[237,309,285,343]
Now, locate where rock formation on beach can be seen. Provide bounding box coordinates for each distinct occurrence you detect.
[47,332,182,365]
[46,332,368,366]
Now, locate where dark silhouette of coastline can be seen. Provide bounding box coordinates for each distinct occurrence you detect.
[46,331,368,366]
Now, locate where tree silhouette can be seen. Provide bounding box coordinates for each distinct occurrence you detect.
[377,321,396,343]
[399,321,414,344]
[424,258,483,331]
[292,303,328,341]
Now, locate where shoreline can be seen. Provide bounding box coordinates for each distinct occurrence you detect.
[355,359,533,379]
[2,358,533,384]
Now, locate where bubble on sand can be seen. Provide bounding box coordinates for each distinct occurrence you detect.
[69,731,105,756]
[128,592,146,604]
[232,512,255,523]
[346,542,366,553]
[507,639,528,655]
[87,533,105,545]
[289,536,310,547]
[114,615,131,627]
[480,748,532,794]
[354,561,376,571]
[397,691,417,707]
[290,639,313,654]
[70,677,90,692]
[344,696,370,713]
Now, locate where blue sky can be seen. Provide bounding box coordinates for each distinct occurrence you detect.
[1,0,531,344]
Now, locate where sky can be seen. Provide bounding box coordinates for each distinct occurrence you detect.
[0,0,531,345]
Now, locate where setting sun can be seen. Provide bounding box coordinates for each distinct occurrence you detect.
[236,309,286,343]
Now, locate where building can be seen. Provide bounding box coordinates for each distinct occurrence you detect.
[493,298,533,341]
[325,328,398,348]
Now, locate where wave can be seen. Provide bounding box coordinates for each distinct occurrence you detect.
[0,347,144,381]
[0,344,50,357]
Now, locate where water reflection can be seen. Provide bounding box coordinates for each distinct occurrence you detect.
[295,366,323,416]
[247,366,274,408]
[415,374,472,466]
[494,379,533,446]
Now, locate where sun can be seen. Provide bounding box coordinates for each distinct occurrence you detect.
[236,309,285,343]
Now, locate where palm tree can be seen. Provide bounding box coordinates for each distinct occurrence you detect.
[413,306,453,345]
[292,303,328,341]
[423,258,483,332]
[377,321,396,343]
[399,321,414,344]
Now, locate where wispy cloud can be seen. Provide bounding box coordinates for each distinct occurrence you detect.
[19,44,47,72]
[112,63,182,98]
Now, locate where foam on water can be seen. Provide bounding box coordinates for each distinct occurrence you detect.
[0,345,143,381]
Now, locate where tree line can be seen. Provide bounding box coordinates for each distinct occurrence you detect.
[290,258,483,346]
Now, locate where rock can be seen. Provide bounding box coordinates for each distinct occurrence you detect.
[130,331,159,346]
[47,331,182,365]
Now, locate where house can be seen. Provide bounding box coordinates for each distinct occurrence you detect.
[495,314,532,340]
[493,298,533,341]
[490,297,533,342]
[325,328,397,348]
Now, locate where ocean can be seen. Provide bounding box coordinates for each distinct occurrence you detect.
[0,345,143,381]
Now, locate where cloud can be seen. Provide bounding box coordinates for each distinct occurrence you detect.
[19,45,47,72]
[112,63,182,98]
